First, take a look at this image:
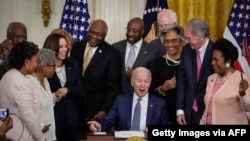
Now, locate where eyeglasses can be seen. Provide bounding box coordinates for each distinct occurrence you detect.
[163,38,179,45]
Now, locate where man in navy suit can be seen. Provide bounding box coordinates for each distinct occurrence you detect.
[176,18,214,125]
[88,67,170,132]
[112,17,160,93]
[71,19,122,131]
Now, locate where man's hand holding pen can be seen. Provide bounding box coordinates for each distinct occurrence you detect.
[88,111,106,121]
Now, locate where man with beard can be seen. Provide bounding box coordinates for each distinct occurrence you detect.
[112,17,160,93]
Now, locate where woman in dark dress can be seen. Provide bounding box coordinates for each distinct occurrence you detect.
[43,33,82,140]
[151,24,185,125]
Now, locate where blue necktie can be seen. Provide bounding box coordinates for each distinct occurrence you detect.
[130,98,141,131]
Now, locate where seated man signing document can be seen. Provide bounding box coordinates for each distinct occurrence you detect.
[88,67,171,132]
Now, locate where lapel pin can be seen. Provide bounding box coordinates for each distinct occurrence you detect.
[99,50,102,53]
[150,105,153,107]
[144,51,147,54]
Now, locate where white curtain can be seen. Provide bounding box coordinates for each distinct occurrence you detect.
[0,0,146,47]
[88,0,146,44]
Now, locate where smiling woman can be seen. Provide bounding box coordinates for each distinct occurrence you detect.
[200,38,250,125]
[26,48,57,140]
[43,33,82,140]
[150,24,184,125]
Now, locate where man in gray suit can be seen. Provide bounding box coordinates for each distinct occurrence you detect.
[112,17,160,93]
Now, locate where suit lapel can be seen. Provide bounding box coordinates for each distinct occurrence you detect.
[53,73,63,88]
[133,41,148,68]
[127,93,133,129]
[199,40,213,82]
[190,48,197,88]
[65,62,71,86]
[121,41,127,71]
[146,94,154,125]
[79,43,87,73]
[84,45,102,73]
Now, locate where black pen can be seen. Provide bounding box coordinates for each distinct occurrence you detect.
[241,73,243,79]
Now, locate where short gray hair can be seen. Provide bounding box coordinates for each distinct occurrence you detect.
[36,48,56,69]
[157,9,178,24]
[160,24,185,45]
[186,18,210,38]
[131,67,152,81]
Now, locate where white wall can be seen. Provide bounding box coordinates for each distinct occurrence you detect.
[0,0,65,48]
[0,0,146,47]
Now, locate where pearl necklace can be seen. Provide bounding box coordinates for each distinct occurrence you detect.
[165,53,180,66]
[32,73,52,102]
[215,71,232,85]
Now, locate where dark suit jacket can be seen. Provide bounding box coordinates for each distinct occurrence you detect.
[112,39,160,93]
[176,39,214,124]
[0,62,7,80]
[71,40,122,120]
[100,92,170,131]
[149,38,166,56]
[48,58,82,139]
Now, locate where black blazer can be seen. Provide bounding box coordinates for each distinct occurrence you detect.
[71,40,122,119]
[112,39,161,93]
[48,58,82,139]
[176,39,214,124]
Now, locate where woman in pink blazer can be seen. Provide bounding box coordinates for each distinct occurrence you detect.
[200,38,250,125]
[0,41,46,141]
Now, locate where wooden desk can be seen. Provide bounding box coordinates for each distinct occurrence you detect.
[76,132,126,141]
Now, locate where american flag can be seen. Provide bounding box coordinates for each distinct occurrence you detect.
[223,0,250,78]
[143,0,168,38]
[60,0,91,42]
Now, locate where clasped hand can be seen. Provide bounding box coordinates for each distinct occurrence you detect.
[161,77,176,91]
[55,87,68,101]
[239,79,249,96]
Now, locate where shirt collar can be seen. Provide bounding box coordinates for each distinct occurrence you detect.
[133,92,148,102]
[198,38,209,54]
[128,38,143,49]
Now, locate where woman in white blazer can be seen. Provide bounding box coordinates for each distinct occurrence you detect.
[27,48,57,141]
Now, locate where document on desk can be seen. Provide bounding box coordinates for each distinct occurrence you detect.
[114,131,147,138]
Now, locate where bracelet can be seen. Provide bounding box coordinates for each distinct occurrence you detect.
[158,86,166,96]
